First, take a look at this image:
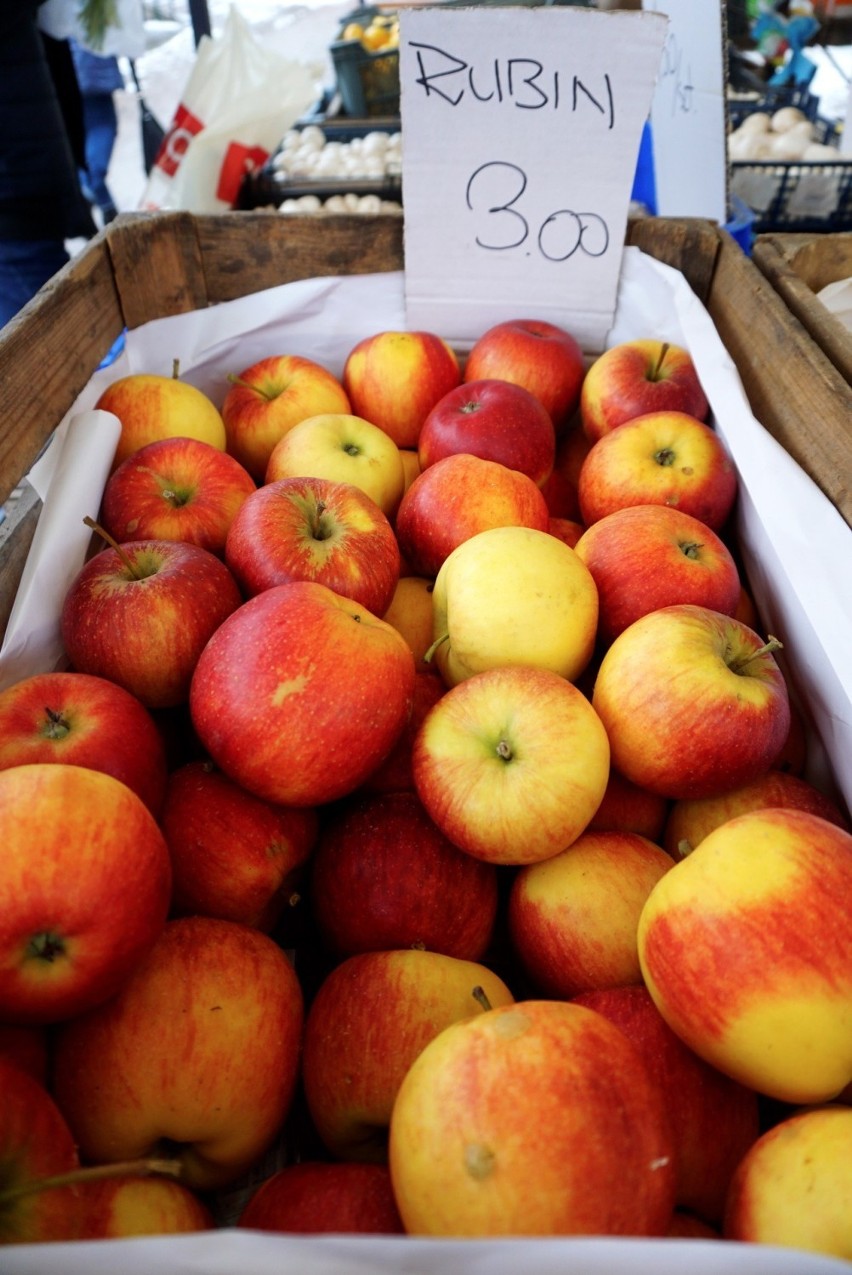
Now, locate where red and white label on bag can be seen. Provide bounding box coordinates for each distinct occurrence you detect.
[154,102,205,177]
[216,142,270,205]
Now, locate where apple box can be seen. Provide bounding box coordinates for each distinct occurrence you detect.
[0,212,850,1275]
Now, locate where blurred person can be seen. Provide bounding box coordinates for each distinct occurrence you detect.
[0,1,97,328]
[70,40,124,226]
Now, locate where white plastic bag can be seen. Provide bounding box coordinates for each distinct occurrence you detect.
[139,6,320,214]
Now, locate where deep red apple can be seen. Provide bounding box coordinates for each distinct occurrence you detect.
[238,1162,404,1234]
[463,318,586,435]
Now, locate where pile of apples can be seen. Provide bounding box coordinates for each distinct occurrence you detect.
[1,315,851,1256]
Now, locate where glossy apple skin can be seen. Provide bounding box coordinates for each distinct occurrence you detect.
[592,605,791,800]
[388,999,676,1236]
[189,581,416,807]
[638,808,852,1104]
[396,452,550,579]
[160,760,319,933]
[0,764,171,1025]
[578,411,737,531]
[508,831,674,997]
[580,340,709,443]
[221,354,351,481]
[586,767,670,842]
[0,670,168,816]
[724,1105,852,1257]
[574,504,741,644]
[224,475,400,617]
[301,948,515,1162]
[418,379,556,488]
[342,330,461,450]
[100,435,256,555]
[52,916,304,1192]
[463,318,585,435]
[77,1176,214,1239]
[238,1162,404,1234]
[413,665,610,866]
[574,984,760,1225]
[60,539,243,709]
[663,769,850,860]
[264,412,405,517]
[0,1058,83,1244]
[95,373,227,472]
[309,789,499,961]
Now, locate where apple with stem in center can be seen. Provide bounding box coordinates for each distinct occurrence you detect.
[463,318,586,436]
[580,340,709,443]
[264,412,405,518]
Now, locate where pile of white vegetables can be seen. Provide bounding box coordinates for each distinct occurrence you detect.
[270,124,403,215]
[727,105,843,162]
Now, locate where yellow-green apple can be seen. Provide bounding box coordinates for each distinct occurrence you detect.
[587,767,670,842]
[0,1026,48,1084]
[76,1175,214,1239]
[308,790,499,961]
[428,525,599,687]
[381,575,436,673]
[0,1058,82,1244]
[0,670,168,816]
[637,808,852,1103]
[417,379,556,488]
[52,915,304,1192]
[99,435,256,556]
[300,948,514,1162]
[573,984,760,1224]
[221,354,351,481]
[575,504,741,644]
[224,475,400,617]
[592,605,791,799]
[540,425,591,520]
[412,664,610,866]
[360,669,446,796]
[580,340,709,443]
[237,1162,404,1234]
[462,318,585,435]
[0,764,171,1025]
[663,769,850,860]
[578,411,738,531]
[548,516,584,548]
[342,330,461,450]
[395,453,550,579]
[508,831,674,997]
[95,369,227,473]
[189,581,415,807]
[724,1105,852,1257]
[388,998,675,1236]
[60,535,243,709]
[159,760,318,934]
[264,412,405,517]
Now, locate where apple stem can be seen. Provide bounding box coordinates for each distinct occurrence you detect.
[226,373,274,401]
[172,358,181,381]
[422,632,449,664]
[309,500,328,540]
[677,839,694,858]
[472,985,493,1013]
[83,516,146,580]
[0,1158,182,1205]
[649,342,670,381]
[728,635,783,675]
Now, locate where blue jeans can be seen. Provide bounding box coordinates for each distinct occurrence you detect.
[81,92,118,222]
[0,238,70,327]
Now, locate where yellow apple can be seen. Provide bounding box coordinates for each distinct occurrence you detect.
[95,371,226,472]
[264,413,405,517]
[381,575,436,672]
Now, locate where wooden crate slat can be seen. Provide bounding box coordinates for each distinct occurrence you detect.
[0,485,41,642]
[625,217,720,304]
[105,211,210,329]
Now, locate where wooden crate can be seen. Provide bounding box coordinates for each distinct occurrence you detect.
[752,231,852,390]
[1,210,852,645]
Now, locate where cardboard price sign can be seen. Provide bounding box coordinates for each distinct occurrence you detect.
[399,6,667,351]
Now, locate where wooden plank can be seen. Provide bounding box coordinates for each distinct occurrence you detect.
[0,485,41,640]
[104,211,210,329]
[626,216,720,304]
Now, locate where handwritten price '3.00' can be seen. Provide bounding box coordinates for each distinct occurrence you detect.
[465,162,610,262]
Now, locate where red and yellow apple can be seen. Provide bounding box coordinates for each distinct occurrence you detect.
[587,767,670,842]
[342,329,460,450]
[264,412,405,517]
[463,317,585,435]
[77,1175,214,1239]
[95,370,226,472]
[580,340,709,443]
[238,1162,404,1234]
[381,576,436,672]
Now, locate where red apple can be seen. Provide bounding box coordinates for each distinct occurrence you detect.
[95,370,226,473]
[238,1162,404,1234]
[309,789,499,961]
[159,760,319,933]
[573,984,760,1224]
[592,605,791,800]
[0,763,171,1025]
[360,669,446,795]
[463,318,585,435]
[578,411,738,531]
[418,379,556,488]
[548,516,584,548]
[221,353,351,481]
[0,670,168,816]
[60,535,243,709]
[52,916,304,1191]
[586,767,670,842]
[99,435,256,555]
[580,339,709,443]
[224,475,400,616]
[0,1025,48,1085]
[395,452,550,578]
[342,330,461,450]
[508,831,675,997]
[189,581,416,807]
[574,503,741,644]
[540,425,592,520]
[388,998,676,1236]
[264,412,405,518]
[300,948,515,1161]
[77,1175,214,1239]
